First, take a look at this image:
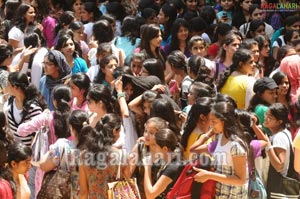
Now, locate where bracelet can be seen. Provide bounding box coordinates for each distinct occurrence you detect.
[203,133,210,139]
[265,144,274,152]
[117,92,126,99]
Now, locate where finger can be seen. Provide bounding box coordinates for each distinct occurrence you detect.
[193,167,202,172]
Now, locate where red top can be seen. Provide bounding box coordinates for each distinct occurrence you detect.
[0,179,14,199]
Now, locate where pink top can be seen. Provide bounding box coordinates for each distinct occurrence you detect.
[71,98,89,112]
[0,179,14,199]
[42,16,56,48]
[17,111,57,146]
[280,55,300,104]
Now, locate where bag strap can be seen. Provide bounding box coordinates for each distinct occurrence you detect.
[214,62,219,80]
[116,149,123,180]
[282,130,296,178]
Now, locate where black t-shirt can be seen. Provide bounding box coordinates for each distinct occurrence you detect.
[156,160,181,199]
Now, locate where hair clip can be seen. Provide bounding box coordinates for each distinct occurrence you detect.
[82,121,88,127]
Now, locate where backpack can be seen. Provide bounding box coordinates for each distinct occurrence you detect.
[167,155,216,199]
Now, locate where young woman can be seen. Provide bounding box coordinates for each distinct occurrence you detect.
[181,97,212,160]
[70,0,83,20]
[8,3,36,53]
[6,72,46,146]
[39,110,89,199]
[218,48,256,109]
[79,120,129,199]
[263,103,294,195]
[8,143,32,199]
[245,20,266,39]
[69,73,90,112]
[232,0,253,30]
[193,101,249,198]
[81,2,102,43]
[114,16,141,65]
[247,77,278,133]
[162,18,191,57]
[94,55,118,89]
[157,3,177,46]
[0,141,15,199]
[39,50,71,111]
[213,31,242,81]
[55,34,88,74]
[143,128,182,199]
[139,24,166,63]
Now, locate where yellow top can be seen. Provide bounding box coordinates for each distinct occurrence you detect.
[293,131,300,149]
[220,75,250,109]
[184,132,212,160]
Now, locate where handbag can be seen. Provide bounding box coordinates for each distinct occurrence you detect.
[248,146,267,199]
[267,130,300,199]
[108,150,141,199]
[37,147,71,199]
[31,110,51,167]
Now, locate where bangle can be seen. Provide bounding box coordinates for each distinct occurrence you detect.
[203,133,210,139]
[117,92,126,99]
[265,145,274,152]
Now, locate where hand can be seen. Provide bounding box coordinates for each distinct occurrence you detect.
[137,136,145,143]
[22,46,38,63]
[114,76,123,93]
[151,84,166,93]
[142,155,152,166]
[193,167,212,183]
[250,114,258,127]
[174,110,187,123]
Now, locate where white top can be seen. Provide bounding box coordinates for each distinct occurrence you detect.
[84,22,94,43]
[86,64,99,82]
[270,129,292,176]
[8,26,24,48]
[272,35,286,48]
[239,22,274,39]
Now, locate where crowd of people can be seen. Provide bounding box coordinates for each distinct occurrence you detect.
[0,0,300,198]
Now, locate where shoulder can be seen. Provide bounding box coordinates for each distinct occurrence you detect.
[230,139,247,156]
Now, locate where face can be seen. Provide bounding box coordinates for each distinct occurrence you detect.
[6,81,18,97]
[186,0,198,11]
[157,9,167,25]
[81,9,92,22]
[260,40,270,57]
[191,40,206,57]
[241,0,252,12]
[177,26,189,42]
[113,127,121,143]
[224,38,240,57]
[240,55,256,75]
[290,31,300,43]
[187,85,196,105]
[287,22,300,31]
[220,0,234,11]
[209,112,224,134]
[73,0,83,15]
[11,157,31,175]
[43,56,59,78]
[254,25,266,37]
[25,6,35,23]
[261,88,277,104]
[251,44,259,62]
[143,121,158,146]
[143,101,151,116]
[73,27,84,42]
[130,58,143,76]
[87,95,101,113]
[263,110,281,130]
[124,83,134,102]
[150,31,162,49]
[146,13,158,24]
[251,8,263,20]
[61,39,75,56]
[277,76,289,96]
[69,81,83,98]
[101,59,118,81]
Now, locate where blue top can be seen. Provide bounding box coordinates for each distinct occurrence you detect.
[39,76,54,111]
[115,37,141,65]
[72,57,88,74]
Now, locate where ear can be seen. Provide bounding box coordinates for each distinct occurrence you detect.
[277,120,283,125]
[10,160,17,169]
[162,146,169,153]
[222,43,227,51]
[238,61,243,68]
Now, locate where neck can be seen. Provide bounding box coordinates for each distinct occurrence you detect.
[15,93,25,109]
[66,56,74,67]
[95,109,107,119]
[12,171,19,184]
[75,96,85,108]
[150,46,157,57]
[197,123,210,133]
[223,56,233,67]
[277,95,287,105]
[270,126,284,135]
[104,76,114,85]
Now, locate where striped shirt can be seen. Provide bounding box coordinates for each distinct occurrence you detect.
[7,97,43,146]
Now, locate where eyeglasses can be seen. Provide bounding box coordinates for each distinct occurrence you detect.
[42,62,55,67]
